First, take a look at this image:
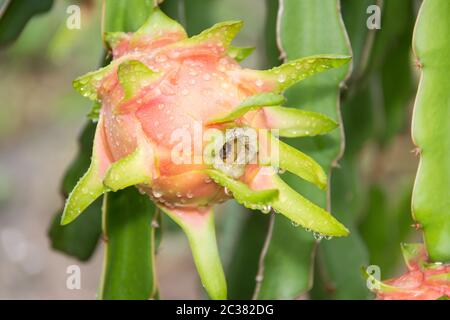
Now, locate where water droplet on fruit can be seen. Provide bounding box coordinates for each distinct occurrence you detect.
[255,79,264,87]
[313,232,324,240]
[262,205,272,214]
[156,55,167,63]
[152,189,162,198]
[170,51,180,59]
[202,88,212,96]
[277,74,286,83]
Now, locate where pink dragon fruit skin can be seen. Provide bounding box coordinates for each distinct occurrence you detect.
[62,9,351,299]
[373,244,450,300]
[101,53,239,208]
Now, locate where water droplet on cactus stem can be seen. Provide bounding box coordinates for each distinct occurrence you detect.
[277,74,286,83]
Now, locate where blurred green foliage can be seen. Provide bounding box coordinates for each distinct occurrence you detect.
[0,0,53,46]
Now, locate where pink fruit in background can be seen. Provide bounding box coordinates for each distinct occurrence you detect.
[61,9,350,299]
[370,243,450,300]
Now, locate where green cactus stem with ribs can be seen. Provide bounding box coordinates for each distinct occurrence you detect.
[411,0,450,263]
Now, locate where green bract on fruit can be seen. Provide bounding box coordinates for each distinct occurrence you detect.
[62,8,350,299]
[369,244,450,300]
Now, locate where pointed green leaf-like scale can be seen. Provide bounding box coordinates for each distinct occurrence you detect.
[159,206,227,300]
[261,133,327,189]
[257,54,351,92]
[262,106,338,137]
[427,273,450,282]
[62,168,105,225]
[133,7,187,40]
[87,101,101,121]
[227,45,255,62]
[401,243,427,270]
[268,175,348,237]
[179,20,243,50]
[61,121,111,225]
[279,140,327,189]
[117,60,161,101]
[208,93,285,124]
[205,169,278,211]
[103,145,153,192]
[73,64,115,101]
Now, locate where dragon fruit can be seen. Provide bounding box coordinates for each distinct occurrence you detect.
[61,9,350,299]
[370,244,450,300]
